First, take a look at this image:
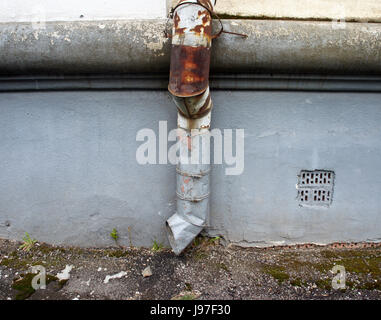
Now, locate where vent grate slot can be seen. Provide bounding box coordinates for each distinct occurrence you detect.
[297,170,334,207]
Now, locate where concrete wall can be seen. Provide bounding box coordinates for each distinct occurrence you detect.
[0,88,380,247]
[178,0,381,22]
[0,0,167,22]
[1,0,379,23]
[174,0,381,22]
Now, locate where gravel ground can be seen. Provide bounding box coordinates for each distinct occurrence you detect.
[0,237,380,300]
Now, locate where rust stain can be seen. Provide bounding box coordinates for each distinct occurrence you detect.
[169,0,213,97]
[174,12,187,35]
[184,178,191,184]
[175,27,187,36]
[190,11,211,38]
[174,12,180,29]
[202,14,209,25]
[190,24,204,35]
[184,60,198,70]
[168,45,210,97]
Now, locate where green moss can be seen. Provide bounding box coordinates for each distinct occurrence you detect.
[339,256,381,276]
[12,273,58,300]
[209,236,221,244]
[264,266,290,284]
[278,252,330,273]
[290,278,305,287]
[9,251,18,258]
[105,249,130,258]
[0,246,70,271]
[321,250,339,260]
[192,236,204,247]
[0,255,39,270]
[315,279,332,291]
[12,273,36,300]
[319,249,381,276]
[32,243,67,255]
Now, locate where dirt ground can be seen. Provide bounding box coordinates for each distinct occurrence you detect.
[0,237,380,300]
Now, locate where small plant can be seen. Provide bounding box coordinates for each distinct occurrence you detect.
[19,232,37,252]
[152,240,164,252]
[110,228,119,243]
[209,236,221,243]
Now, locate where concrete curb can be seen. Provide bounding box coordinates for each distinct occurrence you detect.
[0,19,381,75]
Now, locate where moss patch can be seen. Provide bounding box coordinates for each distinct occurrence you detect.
[12,273,59,300]
[264,265,290,284]
[104,249,131,258]
[1,253,45,270]
[290,278,306,287]
[315,278,332,291]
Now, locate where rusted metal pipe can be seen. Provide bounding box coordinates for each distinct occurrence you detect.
[166,0,215,255]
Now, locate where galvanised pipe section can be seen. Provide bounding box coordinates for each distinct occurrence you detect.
[166,0,215,255]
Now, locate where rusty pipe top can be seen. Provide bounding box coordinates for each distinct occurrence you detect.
[168,0,214,98]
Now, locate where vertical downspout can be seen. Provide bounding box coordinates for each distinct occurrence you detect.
[166,0,215,255]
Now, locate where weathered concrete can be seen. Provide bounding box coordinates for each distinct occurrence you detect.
[173,0,381,22]
[0,0,167,22]
[1,19,381,75]
[0,89,380,247]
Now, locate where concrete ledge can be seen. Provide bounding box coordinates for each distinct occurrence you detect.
[1,19,381,75]
[194,0,381,23]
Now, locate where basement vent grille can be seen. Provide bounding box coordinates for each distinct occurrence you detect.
[297,170,335,207]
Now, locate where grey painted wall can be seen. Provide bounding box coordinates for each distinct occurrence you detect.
[0,90,380,247]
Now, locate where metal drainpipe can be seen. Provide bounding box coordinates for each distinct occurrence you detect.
[166,0,215,255]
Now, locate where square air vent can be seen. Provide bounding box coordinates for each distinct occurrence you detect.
[297,170,335,207]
